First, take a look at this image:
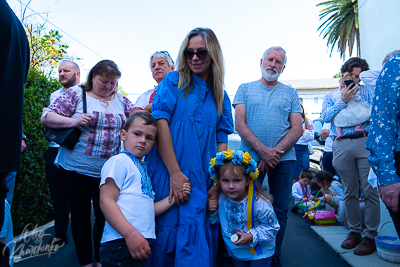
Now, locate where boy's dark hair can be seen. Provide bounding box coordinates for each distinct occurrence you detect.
[340,57,369,74]
[314,170,334,184]
[124,112,157,131]
[300,169,313,180]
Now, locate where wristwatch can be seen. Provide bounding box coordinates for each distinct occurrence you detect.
[22,134,26,140]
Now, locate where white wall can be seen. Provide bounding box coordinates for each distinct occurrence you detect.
[298,91,331,120]
[358,0,400,68]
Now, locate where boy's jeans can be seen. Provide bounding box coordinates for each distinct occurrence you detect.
[100,238,144,267]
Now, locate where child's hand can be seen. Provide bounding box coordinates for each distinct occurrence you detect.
[323,194,334,205]
[321,188,329,195]
[125,231,151,260]
[183,182,191,195]
[207,197,218,215]
[301,197,308,202]
[232,232,253,246]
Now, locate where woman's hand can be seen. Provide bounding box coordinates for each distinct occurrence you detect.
[169,172,190,205]
[74,114,92,127]
[232,232,253,246]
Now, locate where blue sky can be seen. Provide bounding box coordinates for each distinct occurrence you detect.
[7,0,350,96]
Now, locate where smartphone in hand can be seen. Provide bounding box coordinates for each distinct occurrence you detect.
[344,79,354,87]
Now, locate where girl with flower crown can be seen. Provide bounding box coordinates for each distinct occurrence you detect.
[208,150,280,267]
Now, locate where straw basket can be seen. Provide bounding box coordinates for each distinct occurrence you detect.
[376,221,400,263]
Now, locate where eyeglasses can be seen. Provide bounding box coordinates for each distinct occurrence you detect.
[184,49,209,60]
[158,51,174,65]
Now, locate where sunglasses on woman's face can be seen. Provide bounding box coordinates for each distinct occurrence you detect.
[184,49,209,60]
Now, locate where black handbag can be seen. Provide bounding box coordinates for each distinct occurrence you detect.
[45,87,87,150]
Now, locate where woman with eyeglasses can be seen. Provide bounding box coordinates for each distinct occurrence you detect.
[145,28,234,267]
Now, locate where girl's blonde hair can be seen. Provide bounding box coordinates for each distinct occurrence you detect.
[219,161,273,203]
[301,104,309,130]
[176,28,225,114]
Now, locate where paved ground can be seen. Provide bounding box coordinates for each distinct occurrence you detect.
[12,195,352,267]
[11,169,399,266]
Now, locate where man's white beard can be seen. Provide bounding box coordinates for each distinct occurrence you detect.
[261,67,281,82]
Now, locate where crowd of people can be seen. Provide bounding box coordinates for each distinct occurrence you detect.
[2,1,400,266]
[290,51,400,258]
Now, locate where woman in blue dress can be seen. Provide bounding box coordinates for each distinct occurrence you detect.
[145,28,234,267]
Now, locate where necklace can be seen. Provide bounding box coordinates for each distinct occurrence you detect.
[89,91,114,107]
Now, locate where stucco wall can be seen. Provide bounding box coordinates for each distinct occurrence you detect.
[358,0,400,68]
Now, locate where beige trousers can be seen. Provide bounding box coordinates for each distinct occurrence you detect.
[332,137,380,238]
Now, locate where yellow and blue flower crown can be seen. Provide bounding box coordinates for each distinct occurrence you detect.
[209,149,262,256]
[209,149,259,181]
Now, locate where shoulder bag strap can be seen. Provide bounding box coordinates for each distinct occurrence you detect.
[81,86,87,114]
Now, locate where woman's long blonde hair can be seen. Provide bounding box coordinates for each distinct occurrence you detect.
[175,28,225,114]
[301,104,309,129]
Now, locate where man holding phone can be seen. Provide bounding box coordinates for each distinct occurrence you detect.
[322,58,380,256]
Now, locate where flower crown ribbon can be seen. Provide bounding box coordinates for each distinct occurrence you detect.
[209,149,262,255]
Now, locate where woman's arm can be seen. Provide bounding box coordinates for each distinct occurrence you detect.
[217,142,227,152]
[156,118,189,205]
[41,112,91,129]
[100,178,151,260]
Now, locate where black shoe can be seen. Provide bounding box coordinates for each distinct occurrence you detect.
[46,236,68,247]
[291,205,299,213]
[271,257,282,267]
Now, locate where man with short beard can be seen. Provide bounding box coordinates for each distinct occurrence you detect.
[233,46,303,267]
[44,60,80,247]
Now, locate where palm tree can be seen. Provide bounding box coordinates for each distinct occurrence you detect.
[317,0,359,59]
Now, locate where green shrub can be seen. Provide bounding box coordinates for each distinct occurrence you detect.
[12,68,61,234]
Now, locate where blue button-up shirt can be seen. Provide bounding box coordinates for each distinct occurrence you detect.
[365,54,400,186]
[321,85,374,137]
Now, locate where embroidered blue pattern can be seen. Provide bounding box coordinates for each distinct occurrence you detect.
[122,151,154,199]
[226,199,245,235]
[258,211,278,236]
[366,53,400,186]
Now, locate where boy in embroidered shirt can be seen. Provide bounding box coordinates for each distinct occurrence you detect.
[291,170,314,214]
[99,113,190,266]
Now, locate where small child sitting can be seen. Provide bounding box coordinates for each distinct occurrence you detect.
[99,113,190,266]
[315,170,346,225]
[207,150,280,267]
[333,72,371,140]
[291,169,314,213]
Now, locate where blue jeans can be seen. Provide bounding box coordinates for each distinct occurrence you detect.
[294,144,309,178]
[5,171,16,205]
[100,238,144,267]
[257,160,295,260]
[322,151,340,179]
[233,257,272,267]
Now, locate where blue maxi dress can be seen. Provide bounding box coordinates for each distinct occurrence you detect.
[145,71,234,267]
